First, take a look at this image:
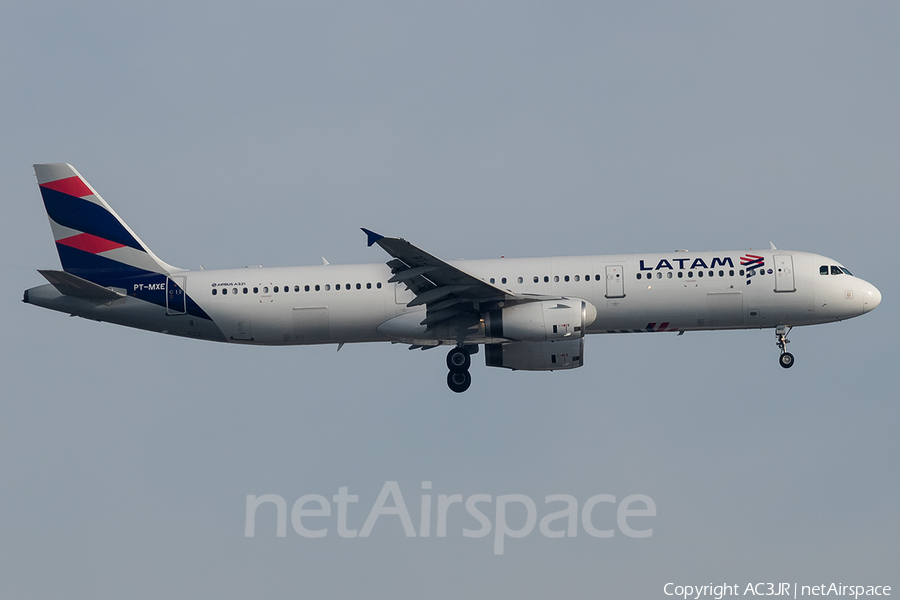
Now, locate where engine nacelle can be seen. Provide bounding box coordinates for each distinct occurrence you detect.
[485,338,584,371]
[484,299,596,342]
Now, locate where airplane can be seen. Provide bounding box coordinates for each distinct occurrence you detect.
[23,163,882,393]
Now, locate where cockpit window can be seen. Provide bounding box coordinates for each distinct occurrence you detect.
[840,267,853,276]
[831,265,842,275]
[820,265,828,275]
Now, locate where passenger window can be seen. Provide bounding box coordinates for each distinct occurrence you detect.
[739,270,744,276]
[315,284,320,291]
[667,272,673,279]
[698,271,703,277]
[223,288,228,295]
[232,288,238,295]
[490,278,495,284]
[377,282,382,289]
[709,270,714,277]
[820,265,829,275]
[263,286,269,293]
[356,283,361,290]
[305,285,310,292]
[729,270,734,276]
[293,285,299,292]
[718,271,723,277]
[324,284,330,291]
[243,288,248,294]
[346,283,351,289]
[636,273,642,280]
[518,277,523,284]
[595,274,600,281]
[657,272,662,279]
[336,284,341,290]
[534,276,539,283]
[564,275,570,282]
[831,266,842,275]
[574,275,580,282]
[502,277,507,284]
[677,271,683,278]
[554,275,559,282]
[253,287,259,294]
[366,283,371,289]
[212,288,218,295]
[688,271,694,278]
[544,276,549,283]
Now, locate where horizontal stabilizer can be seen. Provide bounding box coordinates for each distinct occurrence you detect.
[38,269,125,300]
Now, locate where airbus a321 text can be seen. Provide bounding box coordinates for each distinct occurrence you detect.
[24,164,882,392]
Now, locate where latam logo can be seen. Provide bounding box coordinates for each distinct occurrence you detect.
[740,254,764,285]
[638,257,735,271]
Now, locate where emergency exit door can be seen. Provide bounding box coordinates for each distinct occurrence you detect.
[166,276,186,315]
[605,265,625,298]
[774,254,795,293]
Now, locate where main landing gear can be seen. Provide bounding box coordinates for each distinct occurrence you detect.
[446,346,472,393]
[776,325,794,369]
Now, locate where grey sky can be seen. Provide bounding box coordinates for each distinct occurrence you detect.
[2,2,898,598]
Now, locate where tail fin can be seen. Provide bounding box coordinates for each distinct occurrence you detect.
[33,164,179,284]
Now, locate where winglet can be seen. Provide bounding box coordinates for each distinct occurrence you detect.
[361,228,384,247]
[769,241,777,250]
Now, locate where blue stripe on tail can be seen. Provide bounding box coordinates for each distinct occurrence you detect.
[40,187,143,251]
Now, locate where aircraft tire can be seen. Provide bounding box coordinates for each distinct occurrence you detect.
[779,352,795,369]
[447,347,471,372]
[447,370,472,393]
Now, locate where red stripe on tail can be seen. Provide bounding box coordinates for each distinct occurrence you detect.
[57,233,126,254]
[40,176,93,198]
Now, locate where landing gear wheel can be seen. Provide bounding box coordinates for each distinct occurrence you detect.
[447,347,471,372]
[775,325,794,370]
[447,370,472,393]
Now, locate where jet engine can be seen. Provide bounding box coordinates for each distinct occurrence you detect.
[484,299,596,342]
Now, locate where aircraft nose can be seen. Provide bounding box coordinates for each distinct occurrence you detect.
[863,283,882,313]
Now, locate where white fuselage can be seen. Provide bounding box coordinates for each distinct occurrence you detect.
[124,249,878,345]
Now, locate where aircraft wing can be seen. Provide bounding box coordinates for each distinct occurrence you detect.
[362,229,514,331]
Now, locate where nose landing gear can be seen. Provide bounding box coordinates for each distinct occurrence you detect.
[776,325,794,369]
[446,346,472,393]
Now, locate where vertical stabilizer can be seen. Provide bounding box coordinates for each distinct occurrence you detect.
[33,163,180,284]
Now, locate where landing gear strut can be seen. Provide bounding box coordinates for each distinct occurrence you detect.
[446,346,472,393]
[776,325,794,369]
